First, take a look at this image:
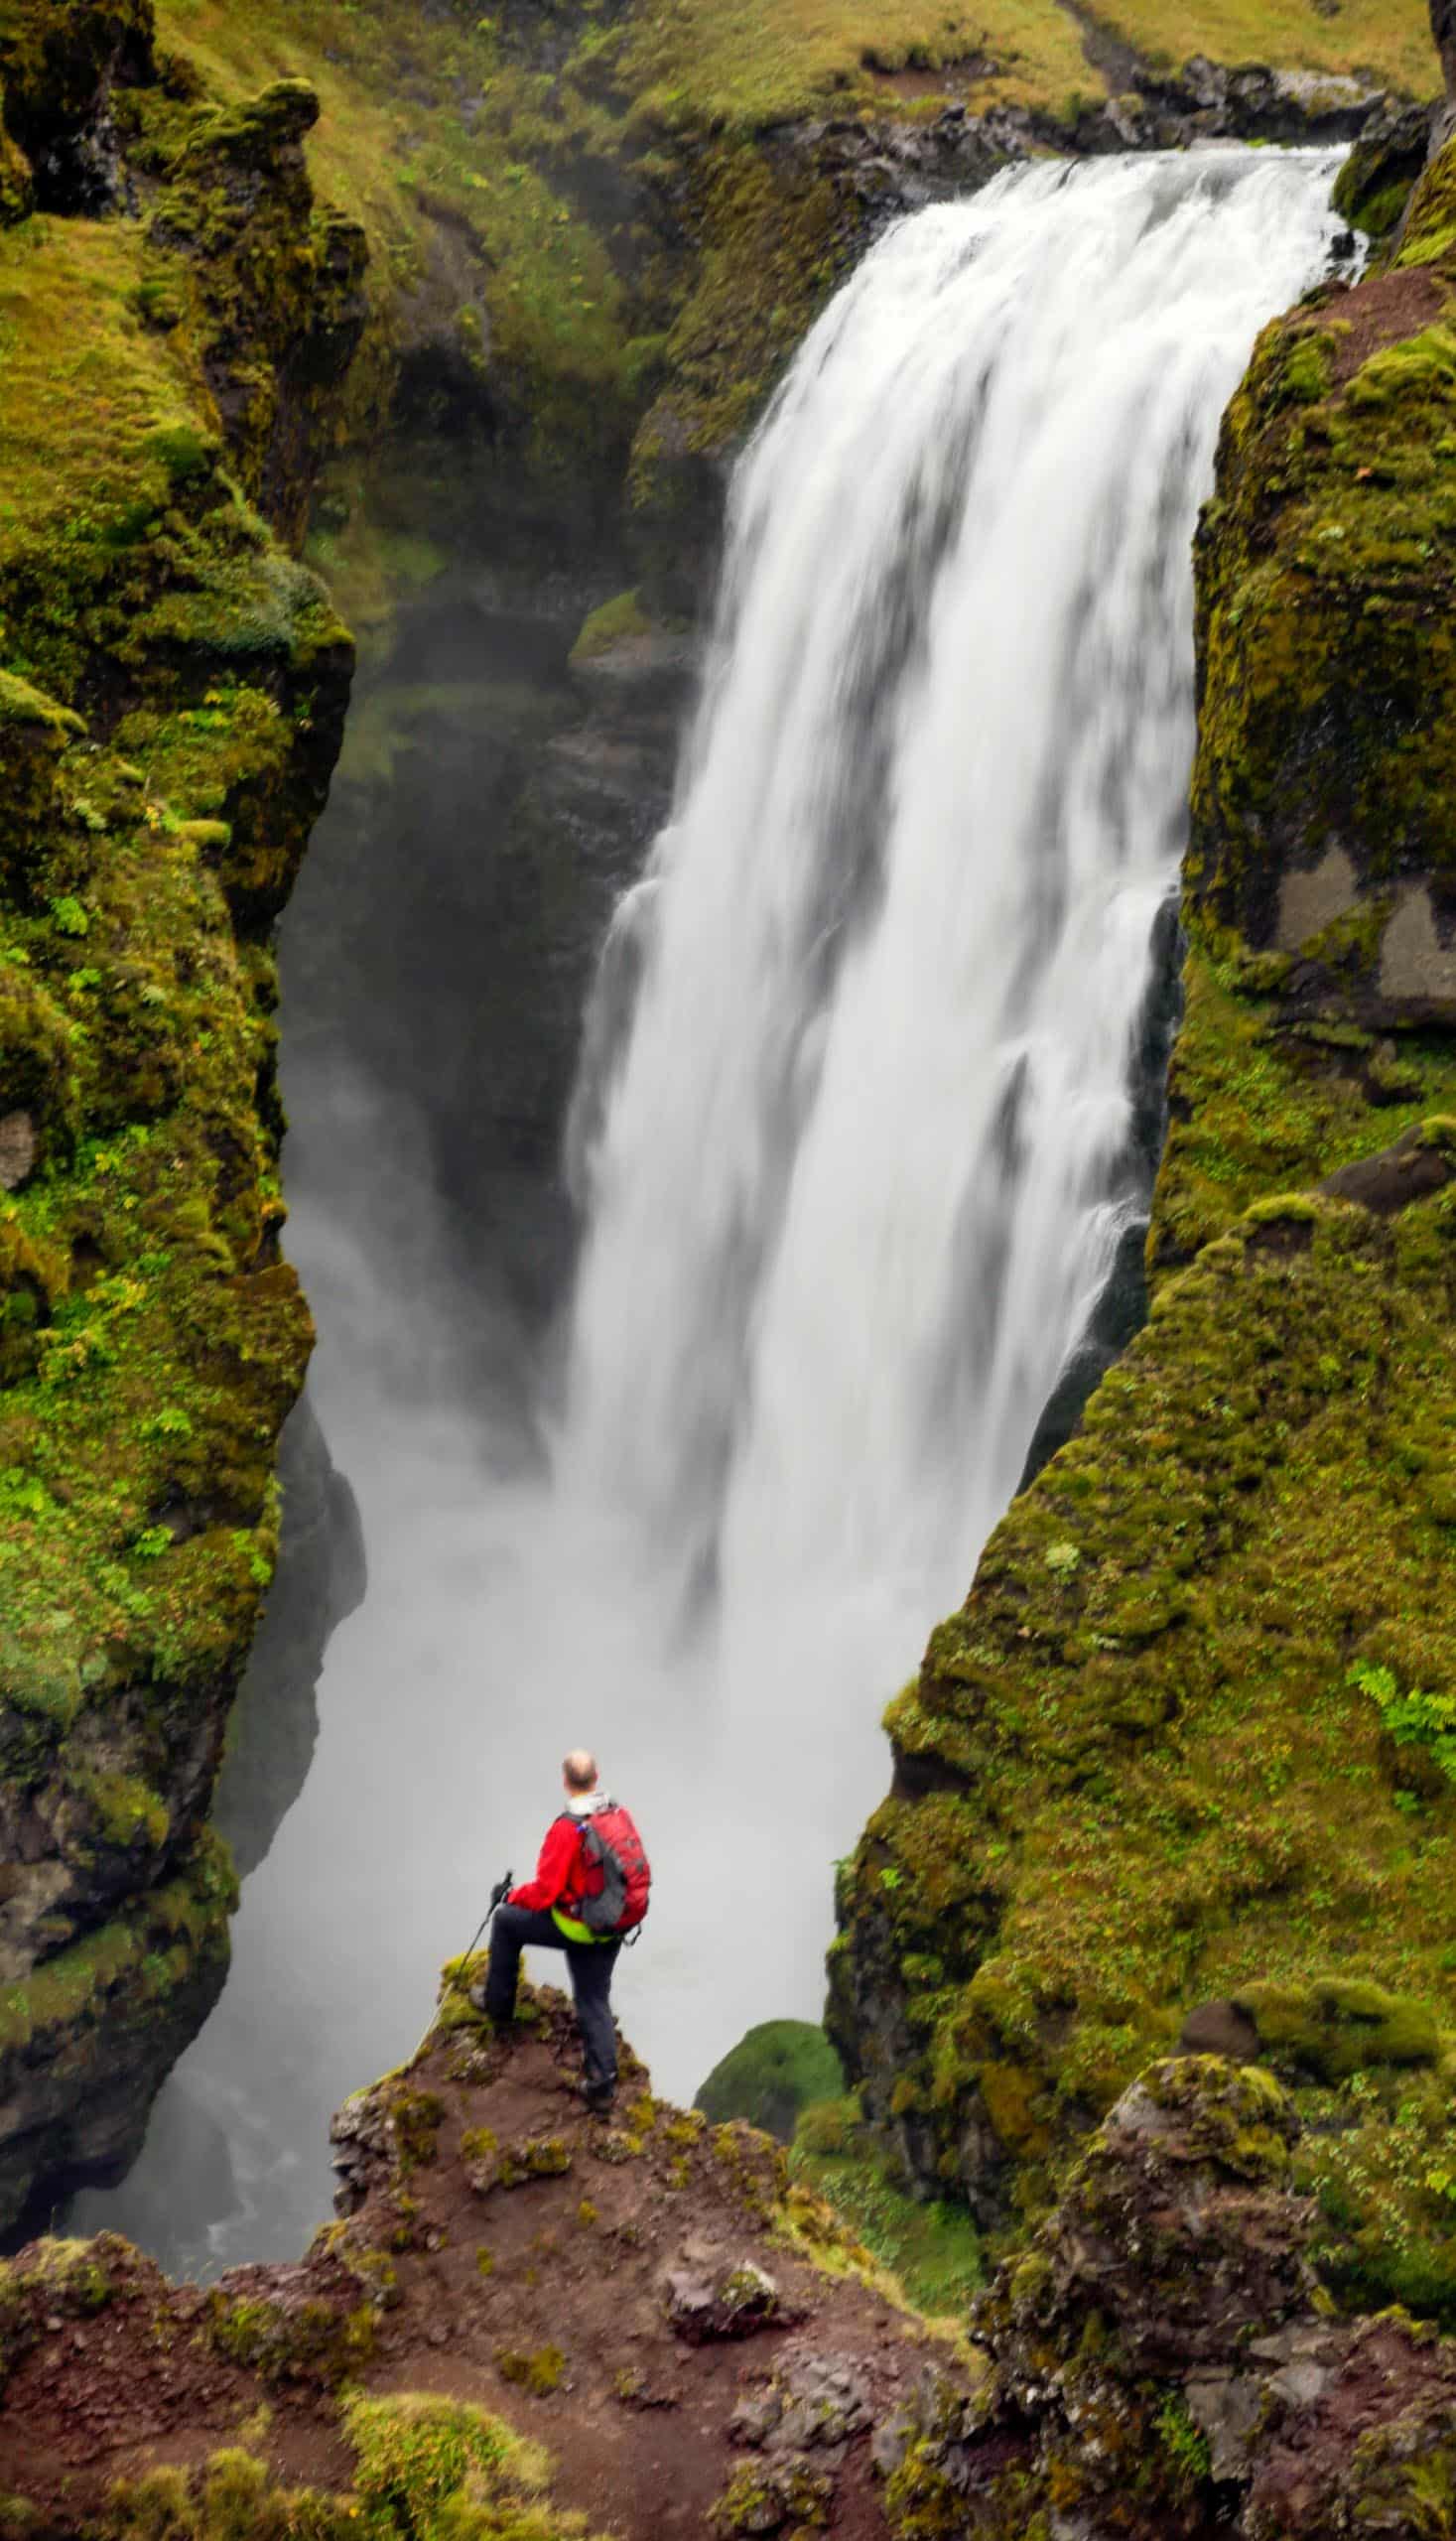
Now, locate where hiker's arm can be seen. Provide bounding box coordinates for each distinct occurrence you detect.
[509,1818,576,1912]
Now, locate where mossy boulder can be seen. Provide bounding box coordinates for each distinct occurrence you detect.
[697,2021,846,2144]
[880,2054,1456,2538]
[830,1184,1456,2301]
[1190,131,1456,951]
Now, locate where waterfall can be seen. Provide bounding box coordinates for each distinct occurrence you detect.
[67,147,1348,2275]
[531,149,1343,2086]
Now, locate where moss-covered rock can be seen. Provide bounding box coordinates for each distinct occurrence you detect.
[0,0,153,211]
[831,1163,1456,2303]
[878,2054,1456,2539]
[0,2,364,2236]
[696,2021,846,2144]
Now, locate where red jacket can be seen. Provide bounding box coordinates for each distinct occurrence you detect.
[510,1813,588,1915]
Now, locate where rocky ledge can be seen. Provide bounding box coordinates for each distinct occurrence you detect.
[2,1979,1454,2540]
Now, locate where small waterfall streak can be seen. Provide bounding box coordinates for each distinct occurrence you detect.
[558,151,1342,1636]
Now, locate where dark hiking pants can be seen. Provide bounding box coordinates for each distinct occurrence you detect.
[483,1904,621,2090]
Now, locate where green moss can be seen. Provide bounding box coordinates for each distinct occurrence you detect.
[88,2393,600,2540]
[568,589,651,664]
[495,2343,567,2395]
[696,2019,845,2143]
[832,1186,1456,2288]
[204,2288,376,2385]
[791,2098,983,2314]
[0,1830,234,2061]
[0,2230,117,2398]
[1190,143,1456,941]
[384,2088,444,2173]
[711,2460,832,2536]
[1148,957,1456,1276]
[1235,1976,1442,2080]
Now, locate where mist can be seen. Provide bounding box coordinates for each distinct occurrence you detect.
[68,151,1342,2278]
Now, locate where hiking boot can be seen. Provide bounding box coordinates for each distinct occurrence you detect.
[579,2077,615,2116]
[468,1982,516,2030]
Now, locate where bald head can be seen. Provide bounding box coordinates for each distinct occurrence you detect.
[562,1750,598,1794]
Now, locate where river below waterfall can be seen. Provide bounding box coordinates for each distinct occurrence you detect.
[71,146,1343,2275]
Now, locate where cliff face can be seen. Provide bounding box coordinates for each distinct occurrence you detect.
[0,3,366,2234]
[2,1989,1454,2539]
[830,28,1456,2328]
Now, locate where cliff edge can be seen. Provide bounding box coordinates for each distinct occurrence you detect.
[2,1977,1454,2537]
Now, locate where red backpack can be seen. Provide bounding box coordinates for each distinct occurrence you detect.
[567,1800,651,1939]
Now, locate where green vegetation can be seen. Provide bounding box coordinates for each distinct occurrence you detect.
[569,589,651,664]
[99,2392,601,2539]
[1351,1658,1456,1786]
[495,2345,568,2396]
[696,2019,845,2142]
[833,1185,1456,2288]
[0,6,364,2227]
[791,2096,984,2314]
[0,2232,115,2395]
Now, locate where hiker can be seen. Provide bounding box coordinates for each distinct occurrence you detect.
[478,1750,650,2114]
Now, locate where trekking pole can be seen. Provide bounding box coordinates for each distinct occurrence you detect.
[408,1869,512,2066]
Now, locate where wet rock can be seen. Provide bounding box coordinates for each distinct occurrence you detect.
[1333,97,1435,236]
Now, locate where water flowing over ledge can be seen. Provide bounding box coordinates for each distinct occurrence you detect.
[75,145,1345,2273]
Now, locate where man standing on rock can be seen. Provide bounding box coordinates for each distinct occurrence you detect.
[476,1750,650,2115]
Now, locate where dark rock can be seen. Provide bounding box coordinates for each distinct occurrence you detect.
[661,2249,783,2341]
[209,1396,365,1880]
[897,2055,1456,2535]
[1333,97,1435,236]
[1320,1120,1456,1215]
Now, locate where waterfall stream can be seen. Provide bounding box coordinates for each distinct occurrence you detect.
[72,146,1343,2271]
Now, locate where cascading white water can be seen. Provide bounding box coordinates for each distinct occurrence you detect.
[71,148,1348,2276]
[515,148,1347,2087]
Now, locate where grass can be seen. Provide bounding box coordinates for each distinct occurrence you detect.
[1100,0,1434,93]
[0,217,198,543]
[792,2099,984,2313]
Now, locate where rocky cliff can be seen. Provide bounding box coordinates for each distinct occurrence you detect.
[830,4,1456,2333]
[0,1,366,2236]
[2,1983,1454,2538]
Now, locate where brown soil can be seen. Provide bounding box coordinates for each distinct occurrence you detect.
[863,52,997,100]
[1323,261,1446,383]
[0,1979,967,2535]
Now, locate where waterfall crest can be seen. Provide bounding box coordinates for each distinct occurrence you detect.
[562,157,1344,1607]
[526,149,1345,2084]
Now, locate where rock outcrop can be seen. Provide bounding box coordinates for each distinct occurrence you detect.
[0,1967,982,2538]
[889,2055,1456,2538]
[3,2003,1456,2538]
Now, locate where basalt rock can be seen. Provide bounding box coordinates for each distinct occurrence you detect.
[0,2,365,2241]
[888,2057,1456,2538]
